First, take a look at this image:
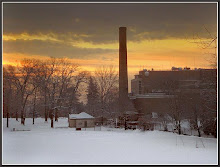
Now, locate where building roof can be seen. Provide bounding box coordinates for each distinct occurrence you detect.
[125,111,139,115]
[129,93,175,99]
[69,112,94,119]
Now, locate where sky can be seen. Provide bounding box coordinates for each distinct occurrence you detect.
[2,3,217,92]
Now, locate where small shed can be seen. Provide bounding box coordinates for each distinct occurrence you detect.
[124,111,139,121]
[68,112,95,128]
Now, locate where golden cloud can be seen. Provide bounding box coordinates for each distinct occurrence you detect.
[3,32,216,71]
[3,33,61,42]
[3,32,91,43]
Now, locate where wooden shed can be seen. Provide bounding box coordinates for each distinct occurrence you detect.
[68,112,95,129]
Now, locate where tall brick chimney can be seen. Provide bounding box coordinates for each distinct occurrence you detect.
[119,27,128,113]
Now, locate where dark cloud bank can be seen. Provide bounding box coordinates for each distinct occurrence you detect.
[3,3,217,59]
[4,3,217,42]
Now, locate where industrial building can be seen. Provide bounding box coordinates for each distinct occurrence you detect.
[118,26,216,116]
[129,68,217,114]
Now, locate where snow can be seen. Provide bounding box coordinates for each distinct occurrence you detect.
[125,111,138,115]
[3,118,217,165]
[69,112,94,119]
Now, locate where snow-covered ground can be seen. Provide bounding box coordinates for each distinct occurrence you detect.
[2,118,217,165]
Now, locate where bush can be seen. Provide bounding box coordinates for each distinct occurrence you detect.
[203,118,217,138]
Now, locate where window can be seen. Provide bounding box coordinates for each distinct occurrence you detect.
[139,81,142,94]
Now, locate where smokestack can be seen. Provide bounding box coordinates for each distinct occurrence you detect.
[119,27,128,112]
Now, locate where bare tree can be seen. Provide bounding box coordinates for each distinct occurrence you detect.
[168,92,185,135]
[3,66,13,127]
[6,59,40,125]
[95,66,118,124]
[42,58,89,127]
[104,87,119,118]
[162,79,185,134]
[32,88,37,124]
[27,60,44,124]
[157,113,171,131]
[37,57,57,122]
[65,70,90,110]
[190,26,217,137]
[185,93,203,137]
[3,57,90,128]
[191,26,217,69]
[86,76,100,117]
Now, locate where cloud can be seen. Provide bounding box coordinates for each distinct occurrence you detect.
[3,3,217,43]
[3,32,118,49]
[3,35,210,62]
[3,39,117,60]
[3,32,61,42]
[3,32,91,42]
[3,3,217,74]
[75,18,80,23]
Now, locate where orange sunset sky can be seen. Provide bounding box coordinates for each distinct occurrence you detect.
[2,3,217,91]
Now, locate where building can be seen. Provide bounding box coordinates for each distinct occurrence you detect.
[131,68,216,95]
[130,68,217,114]
[68,112,95,129]
[117,27,216,133]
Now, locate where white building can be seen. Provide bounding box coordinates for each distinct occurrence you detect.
[68,112,95,128]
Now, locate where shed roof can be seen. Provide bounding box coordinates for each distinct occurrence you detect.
[125,111,139,115]
[69,112,94,119]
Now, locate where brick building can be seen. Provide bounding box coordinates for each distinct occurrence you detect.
[130,68,217,114]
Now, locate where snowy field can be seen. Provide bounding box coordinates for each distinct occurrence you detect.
[3,118,217,165]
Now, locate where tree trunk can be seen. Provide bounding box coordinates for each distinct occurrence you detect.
[45,109,48,122]
[164,124,168,131]
[197,127,201,137]
[33,109,35,125]
[33,91,36,125]
[51,117,53,128]
[21,96,25,125]
[101,106,104,125]
[51,111,54,128]
[16,109,18,121]
[45,86,47,122]
[24,110,26,125]
[21,112,25,125]
[125,117,127,130]
[178,122,181,135]
[7,109,9,128]
[55,109,58,122]
[21,109,24,125]
[49,109,53,128]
